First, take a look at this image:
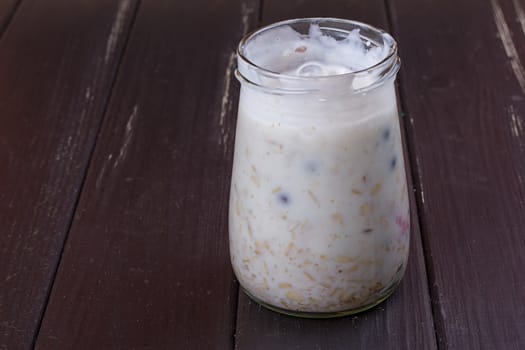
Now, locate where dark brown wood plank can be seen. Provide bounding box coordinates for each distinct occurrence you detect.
[0,0,19,35]
[35,1,259,348]
[0,0,138,348]
[262,0,389,25]
[389,0,525,348]
[234,1,437,349]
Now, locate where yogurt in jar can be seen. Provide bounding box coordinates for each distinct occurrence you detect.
[229,19,409,315]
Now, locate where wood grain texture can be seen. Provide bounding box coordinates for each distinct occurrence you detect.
[0,0,19,35]
[35,0,259,348]
[262,0,388,27]
[389,0,525,348]
[235,1,437,349]
[0,0,138,348]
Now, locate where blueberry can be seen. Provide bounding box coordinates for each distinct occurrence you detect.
[390,157,397,170]
[382,128,391,141]
[305,161,320,174]
[277,192,290,205]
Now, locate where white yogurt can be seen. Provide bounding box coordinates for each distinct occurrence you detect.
[230,19,409,314]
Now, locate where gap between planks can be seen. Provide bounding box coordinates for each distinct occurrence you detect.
[30,1,143,347]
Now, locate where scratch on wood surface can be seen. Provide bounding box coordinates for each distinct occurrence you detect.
[241,2,255,35]
[491,0,525,94]
[55,121,80,160]
[219,51,236,128]
[218,50,236,155]
[509,105,523,138]
[414,155,426,205]
[0,321,24,334]
[85,87,92,100]
[96,154,113,188]
[418,166,426,204]
[105,0,132,62]
[217,2,254,155]
[513,0,525,36]
[113,105,138,168]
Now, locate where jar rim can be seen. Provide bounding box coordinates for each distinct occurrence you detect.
[236,18,400,93]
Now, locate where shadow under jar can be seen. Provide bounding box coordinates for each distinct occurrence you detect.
[229,18,410,318]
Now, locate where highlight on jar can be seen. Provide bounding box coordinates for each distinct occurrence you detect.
[228,18,410,318]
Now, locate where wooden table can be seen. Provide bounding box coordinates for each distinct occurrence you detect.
[0,0,524,349]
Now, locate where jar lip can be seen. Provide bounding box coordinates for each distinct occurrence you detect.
[237,17,398,85]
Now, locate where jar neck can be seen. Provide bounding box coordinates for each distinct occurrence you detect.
[236,18,400,95]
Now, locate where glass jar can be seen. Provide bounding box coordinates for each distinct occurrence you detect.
[229,18,409,317]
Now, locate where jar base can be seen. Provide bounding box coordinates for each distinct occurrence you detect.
[240,281,401,318]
